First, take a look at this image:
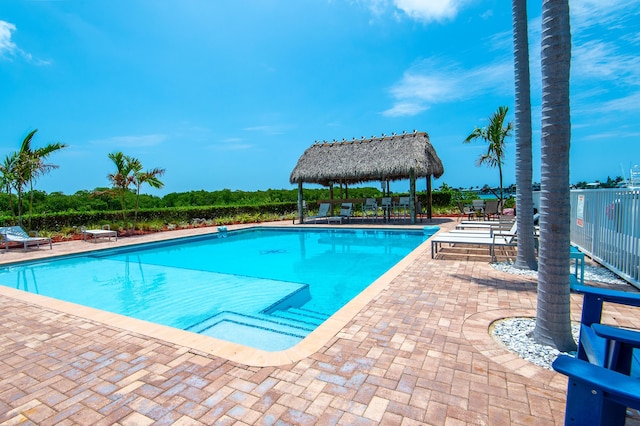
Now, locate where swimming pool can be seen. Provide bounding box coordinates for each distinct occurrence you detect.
[0,226,436,351]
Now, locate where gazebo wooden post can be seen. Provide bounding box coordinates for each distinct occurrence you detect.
[426,175,433,221]
[409,168,416,224]
[329,182,334,215]
[297,182,304,224]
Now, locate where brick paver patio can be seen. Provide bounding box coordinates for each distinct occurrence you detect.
[1,218,638,425]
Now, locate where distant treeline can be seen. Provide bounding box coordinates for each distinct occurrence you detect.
[0,187,386,216]
[0,185,469,217]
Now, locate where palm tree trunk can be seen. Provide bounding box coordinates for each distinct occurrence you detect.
[28,181,34,229]
[17,187,23,226]
[498,163,504,214]
[512,0,537,270]
[135,187,140,225]
[533,0,576,352]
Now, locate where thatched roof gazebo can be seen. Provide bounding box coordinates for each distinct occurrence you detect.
[290,131,444,224]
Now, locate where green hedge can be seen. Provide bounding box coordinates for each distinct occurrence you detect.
[0,202,299,231]
[416,191,453,207]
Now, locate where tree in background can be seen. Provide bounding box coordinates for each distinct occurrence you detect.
[0,153,18,217]
[107,151,139,223]
[533,0,576,352]
[3,130,68,227]
[464,106,513,211]
[511,0,538,270]
[132,163,166,224]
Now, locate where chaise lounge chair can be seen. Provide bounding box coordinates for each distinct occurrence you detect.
[430,227,518,261]
[449,221,518,237]
[305,203,331,224]
[328,203,352,224]
[0,226,52,252]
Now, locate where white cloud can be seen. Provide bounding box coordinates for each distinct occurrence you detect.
[572,40,640,86]
[583,130,640,141]
[383,102,428,117]
[357,0,469,23]
[90,134,168,148]
[383,59,512,117]
[0,20,17,58]
[0,19,51,65]
[571,0,640,30]
[589,92,640,114]
[394,0,463,22]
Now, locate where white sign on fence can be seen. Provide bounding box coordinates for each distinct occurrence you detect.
[576,194,584,227]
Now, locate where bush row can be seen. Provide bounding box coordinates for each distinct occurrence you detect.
[1,202,299,231]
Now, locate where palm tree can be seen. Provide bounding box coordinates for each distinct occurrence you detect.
[464,106,513,210]
[512,0,537,270]
[0,153,18,217]
[533,0,576,352]
[14,130,68,227]
[107,151,138,223]
[132,165,166,224]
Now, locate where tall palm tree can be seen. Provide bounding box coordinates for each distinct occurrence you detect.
[133,165,165,223]
[107,151,138,222]
[14,130,67,227]
[533,0,576,352]
[512,0,537,270]
[464,106,513,210]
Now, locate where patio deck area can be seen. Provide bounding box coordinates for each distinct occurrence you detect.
[1,219,638,425]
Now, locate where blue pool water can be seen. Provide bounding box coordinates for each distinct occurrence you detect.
[0,226,436,351]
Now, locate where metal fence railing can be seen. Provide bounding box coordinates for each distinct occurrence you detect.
[569,188,640,288]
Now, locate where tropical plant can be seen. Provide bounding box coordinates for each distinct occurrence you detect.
[463,106,513,210]
[9,130,68,227]
[107,151,139,222]
[132,163,166,224]
[533,0,576,352]
[0,153,18,217]
[511,0,537,270]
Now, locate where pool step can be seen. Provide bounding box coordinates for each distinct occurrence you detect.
[193,312,308,351]
[268,307,330,327]
[190,311,314,334]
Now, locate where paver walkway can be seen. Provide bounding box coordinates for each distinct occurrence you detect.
[1,219,638,425]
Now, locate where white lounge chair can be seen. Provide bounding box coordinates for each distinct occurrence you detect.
[328,203,352,224]
[82,225,118,243]
[0,226,52,252]
[306,203,331,223]
[456,217,516,230]
[450,221,518,237]
[431,228,518,261]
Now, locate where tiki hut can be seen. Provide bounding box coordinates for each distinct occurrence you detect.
[290,131,444,224]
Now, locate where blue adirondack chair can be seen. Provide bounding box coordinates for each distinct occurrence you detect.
[552,283,640,425]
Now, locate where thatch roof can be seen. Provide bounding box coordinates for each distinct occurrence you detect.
[290,131,444,186]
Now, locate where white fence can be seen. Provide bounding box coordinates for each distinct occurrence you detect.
[569,188,640,288]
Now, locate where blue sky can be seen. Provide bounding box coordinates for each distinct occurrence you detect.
[1,0,639,196]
